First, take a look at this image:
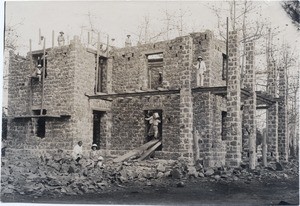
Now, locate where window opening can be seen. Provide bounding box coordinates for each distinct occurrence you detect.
[32,109,47,138]
[147,53,163,89]
[222,53,228,80]
[221,111,227,140]
[93,111,104,149]
[96,57,107,93]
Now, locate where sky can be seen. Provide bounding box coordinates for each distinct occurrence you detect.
[3,1,299,56]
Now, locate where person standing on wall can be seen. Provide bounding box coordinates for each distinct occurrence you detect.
[196,55,206,87]
[57,31,65,46]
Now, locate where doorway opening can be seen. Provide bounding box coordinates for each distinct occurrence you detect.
[144,109,162,151]
[93,110,105,149]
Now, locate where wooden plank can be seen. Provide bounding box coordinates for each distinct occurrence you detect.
[11,115,70,119]
[113,140,159,163]
[137,141,162,161]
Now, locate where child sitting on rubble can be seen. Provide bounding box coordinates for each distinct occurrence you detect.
[89,144,104,168]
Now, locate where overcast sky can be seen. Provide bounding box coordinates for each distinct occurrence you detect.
[4,0,299,56]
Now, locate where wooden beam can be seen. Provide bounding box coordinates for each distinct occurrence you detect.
[137,141,162,161]
[192,86,227,94]
[11,115,71,119]
[87,89,180,100]
[113,140,159,163]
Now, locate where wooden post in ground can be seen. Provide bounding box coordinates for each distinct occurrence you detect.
[52,30,54,48]
[262,128,267,167]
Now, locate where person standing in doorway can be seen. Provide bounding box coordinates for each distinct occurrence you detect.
[152,112,161,139]
[145,112,161,139]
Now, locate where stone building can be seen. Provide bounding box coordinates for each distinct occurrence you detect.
[5,30,287,168]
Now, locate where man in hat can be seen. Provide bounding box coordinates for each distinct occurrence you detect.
[72,141,83,163]
[195,55,206,87]
[57,31,65,46]
[125,35,132,47]
[89,144,104,167]
[31,63,42,81]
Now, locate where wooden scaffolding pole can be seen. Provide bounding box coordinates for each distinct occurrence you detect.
[95,32,100,94]
[226,17,229,87]
[40,37,46,115]
[29,39,33,113]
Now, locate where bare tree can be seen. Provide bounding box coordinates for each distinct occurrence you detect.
[281,0,300,27]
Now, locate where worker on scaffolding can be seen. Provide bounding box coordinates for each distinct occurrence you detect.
[125,34,132,47]
[57,31,65,46]
[30,56,42,81]
[195,55,206,87]
[31,54,48,81]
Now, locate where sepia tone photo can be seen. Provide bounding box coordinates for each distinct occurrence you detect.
[1,1,299,205]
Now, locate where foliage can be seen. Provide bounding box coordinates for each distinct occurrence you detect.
[281,1,300,26]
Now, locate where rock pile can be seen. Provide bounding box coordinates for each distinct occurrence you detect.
[1,154,298,197]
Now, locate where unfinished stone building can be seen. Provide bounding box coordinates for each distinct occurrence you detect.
[5,30,288,168]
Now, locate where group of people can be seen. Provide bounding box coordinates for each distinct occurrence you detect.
[72,141,104,167]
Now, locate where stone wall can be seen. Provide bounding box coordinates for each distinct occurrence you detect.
[193,92,226,167]
[266,60,279,161]
[241,41,257,169]
[225,31,242,167]
[7,47,76,158]
[278,66,288,161]
[6,37,113,159]
[190,31,226,88]
[6,30,231,166]
[109,93,181,159]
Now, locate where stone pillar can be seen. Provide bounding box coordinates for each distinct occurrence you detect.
[179,36,194,164]
[225,31,242,167]
[266,60,279,161]
[241,41,257,169]
[278,66,288,161]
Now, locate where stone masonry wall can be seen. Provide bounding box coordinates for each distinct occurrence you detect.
[111,38,187,92]
[178,36,194,164]
[225,31,242,167]
[266,60,279,161]
[193,92,226,168]
[6,37,113,159]
[190,31,226,88]
[278,66,288,161]
[71,36,112,154]
[7,45,76,158]
[241,41,257,169]
[109,93,181,160]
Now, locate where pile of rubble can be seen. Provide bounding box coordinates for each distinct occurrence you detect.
[1,154,298,197]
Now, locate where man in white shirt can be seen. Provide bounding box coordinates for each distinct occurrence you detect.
[72,141,83,162]
[196,55,206,87]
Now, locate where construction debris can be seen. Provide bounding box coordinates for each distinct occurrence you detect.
[1,154,298,197]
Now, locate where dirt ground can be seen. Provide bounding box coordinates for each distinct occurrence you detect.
[1,175,298,205]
